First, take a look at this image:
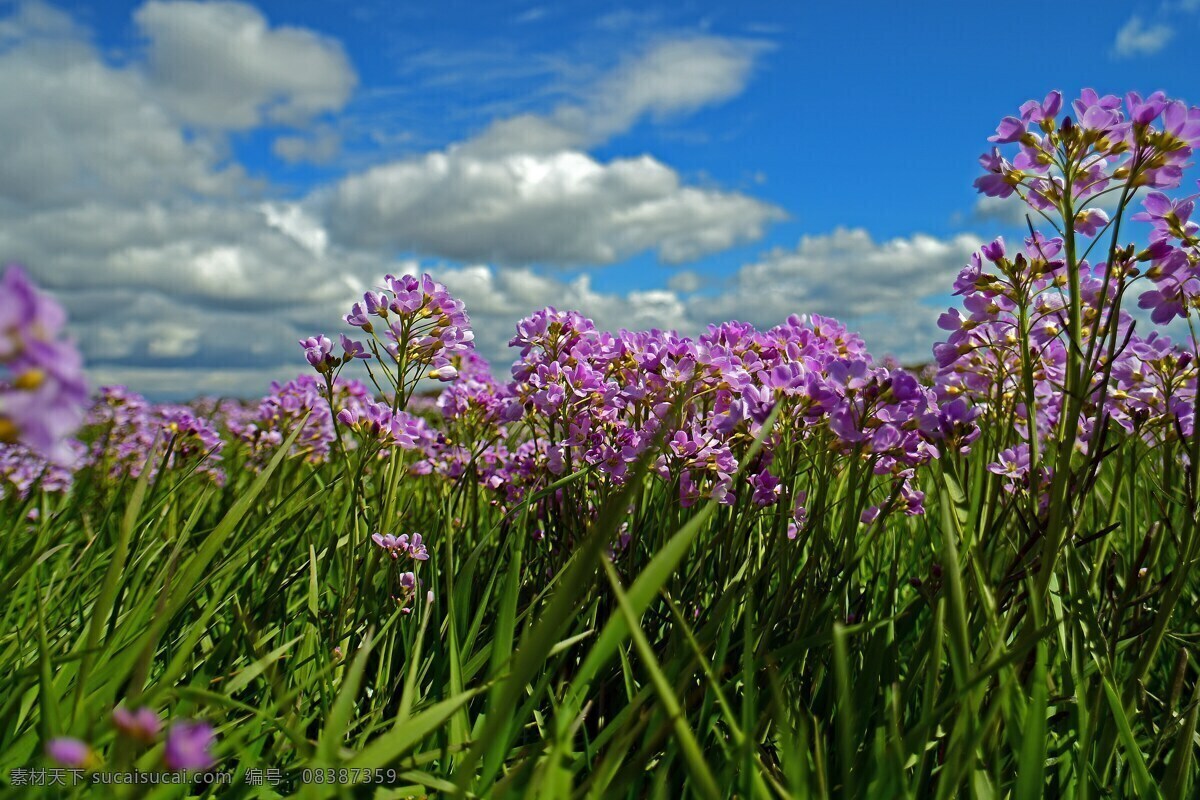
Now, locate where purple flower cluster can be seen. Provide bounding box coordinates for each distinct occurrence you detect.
[342,272,475,391]
[1135,189,1200,325]
[371,531,430,561]
[0,265,88,464]
[299,333,371,374]
[0,439,84,499]
[945,88,1200,494]
[46,708,215,773]
[972,88,1200,335]
[977,90,1200,207]
[163,721,216,771]
[2,257,976,549]
[86,387,226,485]
[936,234,1198,453]
[370,531,432,613]
[435,351,521,426]
[112,705,163,744]
[423,307,966,533]
[336,399,436,452]
[227,375,373,465]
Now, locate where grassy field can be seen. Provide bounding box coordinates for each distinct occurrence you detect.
[2,89,1200,798]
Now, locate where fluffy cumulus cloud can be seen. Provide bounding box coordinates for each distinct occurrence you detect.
[0,0,361,392]
[0,1,968,398]
[430,228,982,370]
[0,30,245,210]
[1113,15,1173,58]
[466,35,766,155]
[434,264,692,367]
[697,228,982,361]
[325,34,781,267]
[0,1,786,396]
[134,0,357,128]
[0,197,398,392]
[272,126,343,164]
[325,150,783,265]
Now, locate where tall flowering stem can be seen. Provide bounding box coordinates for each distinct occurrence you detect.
[342,273,474,410]
[968,89,1200,598]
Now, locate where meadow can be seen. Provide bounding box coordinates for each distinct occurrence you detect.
[2,89,1200,798]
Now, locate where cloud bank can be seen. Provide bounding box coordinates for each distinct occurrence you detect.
[2,1,976,398]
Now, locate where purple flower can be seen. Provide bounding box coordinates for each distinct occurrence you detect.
[987,444,1031,482]
[980,237,1006,263]
[1163,101,1200,147]
[46,737,94,768]
[1074,208,1110,237]
[974,149,1021,198]
[988,116,1026,144]
[113,706,162,744]
[407,532,430,560]
[344,273,474,397]
[1125,90,1168,126]
[85,389,226,485]
[372,531,430,561]
[0,265,88,463]
[1072,88,1122,131]
[164,721,216,771]
[1133,192,1196,239]
[300,335,337,373]
[339,334,370,361]
[372,532,409,559]
[1019,91,1062,124]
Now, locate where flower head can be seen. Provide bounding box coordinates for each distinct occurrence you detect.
[46,737,95,768]
[0,265,88,463]
[113,706,162,744]
[164,721,216,771]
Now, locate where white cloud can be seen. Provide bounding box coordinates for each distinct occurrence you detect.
[272,126,343,164]
[0,3,795,397]
[666,269,703,292]
[701,228,982,361]
[85,365,304,399]
[465,35,766,155]
[434,264,694,370]
[1113,15,1173,58]
[971,196,1037,228]
[597,37,761,125]
[134,0,357,129]
[0,35,246,209]
[325,150,783,266]
[326,32,779,267]
[260,202,329,257]
[0,0,83,43]
[426,229,982,371]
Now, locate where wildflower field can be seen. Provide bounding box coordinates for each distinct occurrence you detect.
[4,90,1200,798]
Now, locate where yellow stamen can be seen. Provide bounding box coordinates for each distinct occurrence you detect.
[13,368,44,391]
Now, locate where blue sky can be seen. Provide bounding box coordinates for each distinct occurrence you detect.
[4,0,1199,397]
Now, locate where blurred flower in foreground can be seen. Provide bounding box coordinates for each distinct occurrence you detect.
[113,706,162,744]
[0,265,88,464]
[46,737,96,768]
[164,721,216,771]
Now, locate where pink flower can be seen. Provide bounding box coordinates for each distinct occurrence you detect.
[112,706,162,744]
[164,721,216,771]
[46,737,94,768]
